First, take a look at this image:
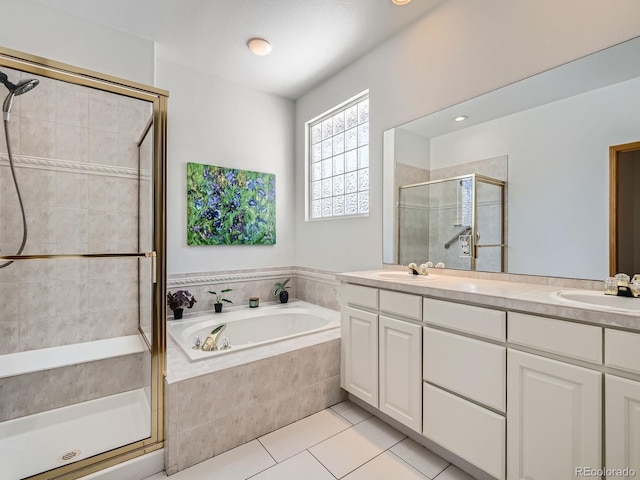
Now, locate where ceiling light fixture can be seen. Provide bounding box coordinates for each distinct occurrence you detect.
[247,38,272,56]
[392,0,412,5]
[454,115,468,122]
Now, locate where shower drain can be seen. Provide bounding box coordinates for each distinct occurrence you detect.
[58,450,81,463]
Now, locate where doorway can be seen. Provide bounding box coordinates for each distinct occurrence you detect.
[610,141,640,276]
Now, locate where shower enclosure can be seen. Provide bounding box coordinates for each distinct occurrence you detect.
[0,48,167,479]
[398,174,505,272]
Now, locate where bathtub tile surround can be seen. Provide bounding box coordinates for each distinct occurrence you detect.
[166,266,340,316]
[164,338,344,474]
[144,401,473,480]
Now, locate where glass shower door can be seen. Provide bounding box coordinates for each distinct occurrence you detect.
[0,56,165,480]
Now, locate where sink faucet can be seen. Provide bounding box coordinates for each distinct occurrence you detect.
[408,262,429,276]
[201,323,226,351]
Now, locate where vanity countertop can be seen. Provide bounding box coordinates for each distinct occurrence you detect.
[336,270,640,331]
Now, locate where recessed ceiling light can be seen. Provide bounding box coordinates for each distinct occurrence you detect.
[454,115,468,122]
[392,0,412,4]
[247,38,272,56]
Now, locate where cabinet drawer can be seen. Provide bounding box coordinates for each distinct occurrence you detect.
[605,329,640,375]
[380,290,422,321]
[423,327,506,412]
[423,383,505,480]
[423,298,506,341]
[343,283,378,310]
[508,312,602,363]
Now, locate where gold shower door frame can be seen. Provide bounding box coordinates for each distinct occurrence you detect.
[0,46,168,480]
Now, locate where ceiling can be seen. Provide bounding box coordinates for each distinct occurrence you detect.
[34,0,443,99]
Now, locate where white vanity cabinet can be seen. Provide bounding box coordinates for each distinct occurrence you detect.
[341,284,423,428]
[507,313,603,480]
[422,299,507,480]
[605,374,640,478]
[379,315,422,431]
[507,349,601,480]
[604,329,640,477]
[341,284,379,408]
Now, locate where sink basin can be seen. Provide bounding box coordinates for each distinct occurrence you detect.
[551,290,640,313]
[373,271,432,281]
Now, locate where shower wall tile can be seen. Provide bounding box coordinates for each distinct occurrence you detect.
[48,364,85,410]
[55,172,88,209]
[0,321,19,355]
[19,75,56,123]
[83,353,144,401]
[1,69,152,360]
[53,207,89,254]
[4,370,50,418]
[26,206,57,242]
[19,280,56,320]
[0,117,20,154]
[54,278,89,316]
[0,380,6,421]
[1,353,145,420]
[118,137,138,169]
[56,82,89,128]
[88,129,118,166]
[89,90,119,133]
[20,117,55,158]
[117,178,139,213]
[88,174,118,209]
[15,168,57,207]
[56,123,88,162]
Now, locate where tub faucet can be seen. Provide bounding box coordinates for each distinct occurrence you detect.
[201,323,226,351]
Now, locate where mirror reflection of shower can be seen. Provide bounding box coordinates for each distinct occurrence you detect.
[0,70,39,268]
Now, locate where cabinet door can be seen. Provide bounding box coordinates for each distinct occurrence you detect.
[379,315,422,431]
[507,350,601,480]
[342,306,378,407]
[606,374,640,478]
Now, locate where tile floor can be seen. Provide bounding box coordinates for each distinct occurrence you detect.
[144,401,476,480]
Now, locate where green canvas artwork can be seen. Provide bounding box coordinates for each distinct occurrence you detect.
[187,162,276,245]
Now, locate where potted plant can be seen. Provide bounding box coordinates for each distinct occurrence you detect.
[208,288,233,313]
[273,278,291,303]
[167,290,196,319]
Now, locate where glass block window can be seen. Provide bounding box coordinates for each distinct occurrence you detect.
[308,93,369,219]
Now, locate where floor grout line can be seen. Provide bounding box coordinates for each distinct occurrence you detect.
[306,448,339,480]
[387,448,445,480]
[261,416,354,464]
[256,437,278,465]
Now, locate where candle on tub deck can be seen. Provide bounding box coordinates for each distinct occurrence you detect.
[249,297,259,308]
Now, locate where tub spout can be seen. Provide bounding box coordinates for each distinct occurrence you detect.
[201,323,226,351]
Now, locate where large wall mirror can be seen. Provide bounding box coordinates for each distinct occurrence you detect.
[383,35,640,280]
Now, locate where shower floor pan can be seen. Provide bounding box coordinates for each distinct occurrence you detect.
[0,388,151,479]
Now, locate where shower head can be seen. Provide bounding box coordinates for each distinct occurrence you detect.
[0,71,39,121]
[11,78,39,96]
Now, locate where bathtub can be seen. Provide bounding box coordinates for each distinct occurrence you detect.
[167,301,340,361]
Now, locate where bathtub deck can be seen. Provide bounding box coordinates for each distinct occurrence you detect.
[0,388,150,479]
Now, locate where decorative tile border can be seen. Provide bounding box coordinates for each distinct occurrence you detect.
[0,153,152,180]
[167,267,338,288]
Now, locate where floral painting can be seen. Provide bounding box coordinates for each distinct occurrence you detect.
[187,162,276,245]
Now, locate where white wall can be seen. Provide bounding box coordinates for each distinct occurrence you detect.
[0,0,154,85]
[430,77,640,279]
[156,58,295,275]
[294,0,640,273]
